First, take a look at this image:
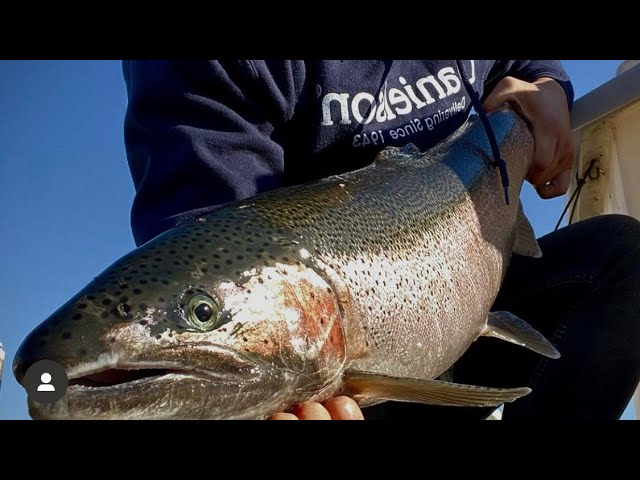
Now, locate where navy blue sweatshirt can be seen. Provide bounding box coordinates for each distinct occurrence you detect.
[123,60,573,246]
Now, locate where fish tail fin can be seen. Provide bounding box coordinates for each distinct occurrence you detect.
[513,202,543,258]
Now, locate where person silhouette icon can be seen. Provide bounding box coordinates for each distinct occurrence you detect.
[37,372,56,392]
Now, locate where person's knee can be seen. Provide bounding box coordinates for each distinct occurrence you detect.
[596,213,640,232]
[586,214,640,251]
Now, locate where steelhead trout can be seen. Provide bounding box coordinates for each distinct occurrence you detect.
[14,106,559,419]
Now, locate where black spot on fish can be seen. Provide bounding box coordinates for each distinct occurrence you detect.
[79,349,87,355]
[78,303,87,310]
[62,332,72,340]
[109,337,116,344]
[133,288,142,294]
[162,280,170,285]
[102,299,112,306]
[139,303,148,310]
[201,267,208,273]
[158,297,165,303]
[87,295,95,301]
[72,313,82,320]
[140,280,148,285]
[139,320,148,326]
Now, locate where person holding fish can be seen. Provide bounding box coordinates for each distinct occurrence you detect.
[14,60,635,421]
[117,60,640,420]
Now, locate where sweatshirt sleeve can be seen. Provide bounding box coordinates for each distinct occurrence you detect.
[482,60,574,109]
[122,60,305,246]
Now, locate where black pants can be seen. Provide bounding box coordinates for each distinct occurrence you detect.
[365,214,640,420]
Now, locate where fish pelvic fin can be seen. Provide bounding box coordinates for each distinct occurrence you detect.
[513,202,543,258]
[483,311,561,359]
[343,370,531,407]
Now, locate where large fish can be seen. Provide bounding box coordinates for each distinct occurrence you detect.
[14,106,559,419]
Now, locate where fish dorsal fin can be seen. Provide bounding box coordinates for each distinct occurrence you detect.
[513,202,543,258]
[374,144,423,166]
[343,370,530,407]
[484,311,560,359]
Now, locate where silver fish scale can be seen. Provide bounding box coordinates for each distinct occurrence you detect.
[213,109,534,381]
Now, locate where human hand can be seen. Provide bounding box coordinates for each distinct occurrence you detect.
[483,76,575,199]
[268,396,365,420]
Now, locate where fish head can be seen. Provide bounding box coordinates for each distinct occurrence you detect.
[14,224,348,419]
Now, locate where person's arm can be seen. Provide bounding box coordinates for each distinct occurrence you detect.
[482,60,575,199]
[123,60,305,246]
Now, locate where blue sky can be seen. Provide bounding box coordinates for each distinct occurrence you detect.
[0,60,634,420]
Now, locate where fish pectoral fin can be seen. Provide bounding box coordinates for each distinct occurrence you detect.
[513,202,543,258]
[343,370,531,407]
[484,311,561,359]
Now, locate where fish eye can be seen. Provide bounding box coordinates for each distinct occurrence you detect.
[186,294,220,331]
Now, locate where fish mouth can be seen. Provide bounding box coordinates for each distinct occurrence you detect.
[68,367,186,389]
[27,346,273,419]
[64,344,261,391]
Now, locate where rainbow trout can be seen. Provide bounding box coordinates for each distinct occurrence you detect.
[14,106,559,419]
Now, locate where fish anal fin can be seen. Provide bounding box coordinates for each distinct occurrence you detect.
[484,311,560,359]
